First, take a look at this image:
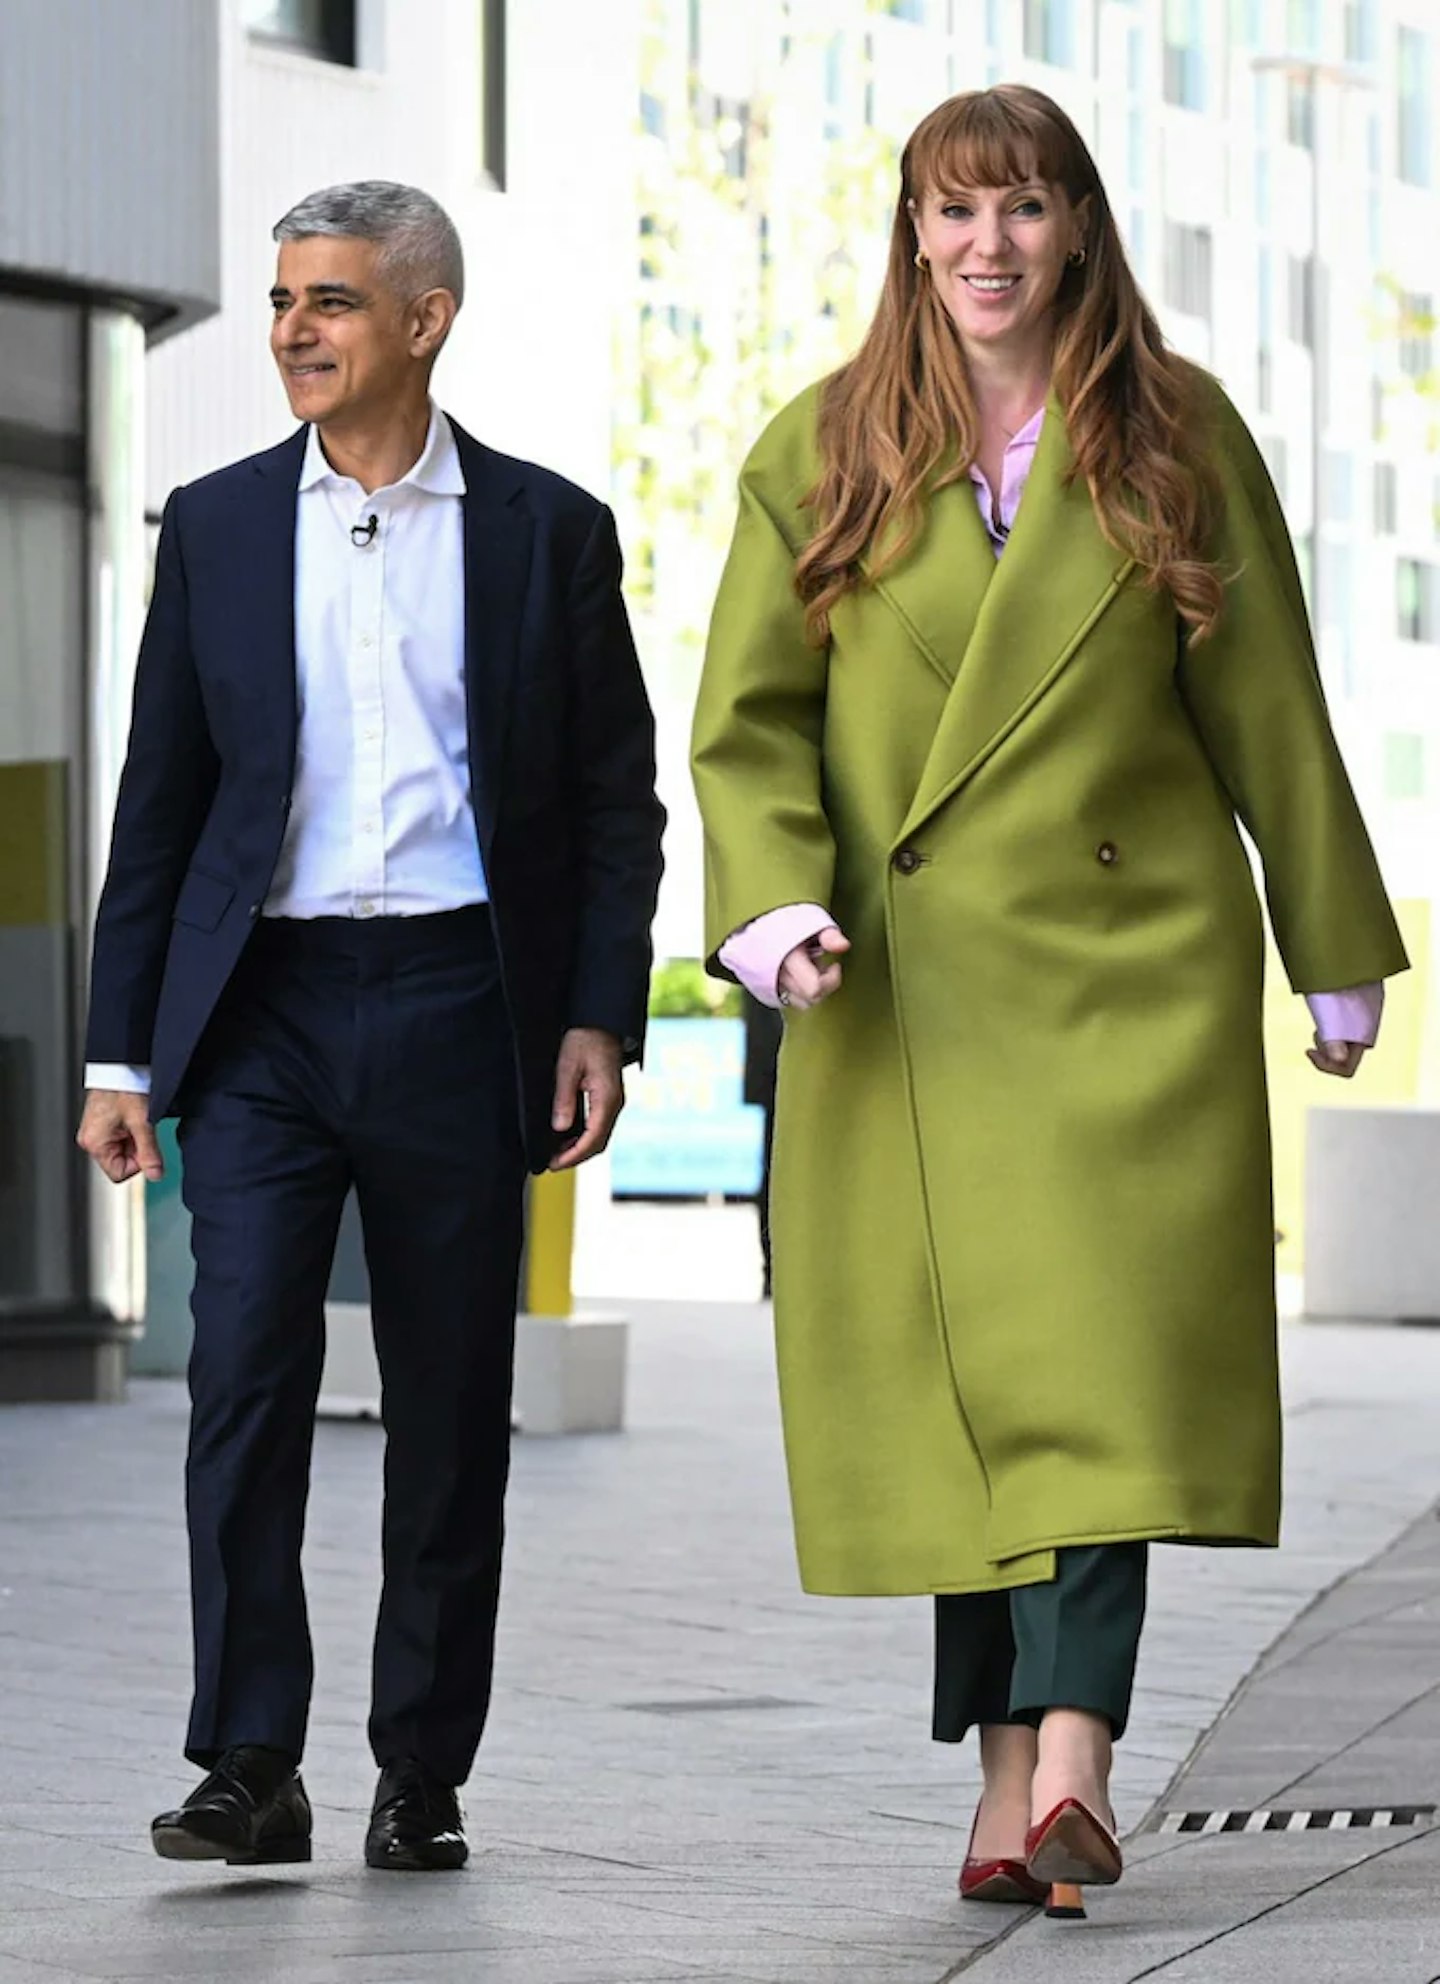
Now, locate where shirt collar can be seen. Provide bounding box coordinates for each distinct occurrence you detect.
[297,402,465,496]
[1007,405,1046,451]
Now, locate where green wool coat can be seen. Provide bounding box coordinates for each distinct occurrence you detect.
[691,374,1409,1599]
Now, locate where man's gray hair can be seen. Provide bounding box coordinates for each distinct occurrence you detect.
[273,181,465,307]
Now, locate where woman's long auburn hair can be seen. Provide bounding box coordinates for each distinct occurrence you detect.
[795,86,1225,645]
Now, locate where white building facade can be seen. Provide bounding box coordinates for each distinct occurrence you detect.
[148,0,640,511]
[624,0,1440,970]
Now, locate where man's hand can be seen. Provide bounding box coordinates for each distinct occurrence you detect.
[76,1089,165,1184]
[1307,1036,1368,1080]
[549,1028,625,1172]
[777,925,850,1011]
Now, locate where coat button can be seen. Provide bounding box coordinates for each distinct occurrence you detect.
[893,848,922,875]
[1097,841,1119,866]
[248,903,261,917]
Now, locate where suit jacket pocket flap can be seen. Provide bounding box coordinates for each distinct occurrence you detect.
[173,867,236,932]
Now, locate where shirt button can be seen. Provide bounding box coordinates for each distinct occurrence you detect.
[1097,841,1119,866]
[359,634,375,650]
[893,848,923,875]
[357,899,376,917]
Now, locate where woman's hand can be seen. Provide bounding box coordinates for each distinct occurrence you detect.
[777,926,851,1010]
[1306,1036,1368,1080]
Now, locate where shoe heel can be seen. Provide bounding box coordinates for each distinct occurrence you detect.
[1046,1882,1087,1920]
[229,1835,312,1866]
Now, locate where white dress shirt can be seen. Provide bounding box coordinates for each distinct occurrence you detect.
[87,404,484,1094]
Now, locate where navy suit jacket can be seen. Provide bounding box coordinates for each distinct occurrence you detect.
[85,417,666,1171]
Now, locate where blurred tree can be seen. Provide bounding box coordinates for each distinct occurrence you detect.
[616,5,897,700]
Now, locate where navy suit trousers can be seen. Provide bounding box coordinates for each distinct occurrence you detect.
[176,905,526,1784]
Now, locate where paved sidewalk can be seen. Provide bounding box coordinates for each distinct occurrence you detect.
[0,1298,1438,1982]
[968,1498,1440,1982]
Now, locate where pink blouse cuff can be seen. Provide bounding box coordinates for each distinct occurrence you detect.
[1305,982,1384,1048]
[718,903,833,1007]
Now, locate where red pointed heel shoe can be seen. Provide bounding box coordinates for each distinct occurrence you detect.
[1025,1797,1123,1888]
[959,1812,1049,1905]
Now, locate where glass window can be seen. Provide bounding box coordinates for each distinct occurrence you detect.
[0,297,83,440]
[1323,450,1354,522]
[1286,0,1319,53]
[1397,558,1439,641]
[823,33,843,140]
[1384,732,1425,800]
[1127,106,1145,189]
[1259,432,1289,501]
[0,294,87,1310]
[1230,0,1263,46]
[1127,27,1143,92]
[1127,206,1146,273]
[480,0,506,189]
[1286,76,1315,150]
[1287,253,1315,347]
[1398,27,1432,187]
[1345,1,1376,64]
[1163,0,1204,108]
[1163,220,1212,318]
[241,0,356,65]
[1399,291,1434,380]
[1023,0,1075,68]
[1373,461,1398,533]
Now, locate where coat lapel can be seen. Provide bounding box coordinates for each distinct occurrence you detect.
[248,429,307,771]
[866,467,998,691]
[896,398,1135,842]
[450,420,535,849]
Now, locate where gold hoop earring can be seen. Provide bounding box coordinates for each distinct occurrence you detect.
[914,250,930,272]
[1068,246,1087,267]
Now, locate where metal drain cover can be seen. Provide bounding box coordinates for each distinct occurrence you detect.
[1155,1806,1435,1834]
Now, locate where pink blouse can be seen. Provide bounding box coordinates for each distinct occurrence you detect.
[718,409,1385,1048]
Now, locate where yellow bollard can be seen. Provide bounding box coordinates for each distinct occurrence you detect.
[524,1167,576,1319]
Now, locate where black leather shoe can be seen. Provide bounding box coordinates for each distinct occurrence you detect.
[151,1746,311,1864]
[364,1759,467,1871]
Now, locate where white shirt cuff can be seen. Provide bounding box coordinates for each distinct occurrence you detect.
[85,1063,153,1095]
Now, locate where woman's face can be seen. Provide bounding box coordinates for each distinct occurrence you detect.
[910,177,1087,358]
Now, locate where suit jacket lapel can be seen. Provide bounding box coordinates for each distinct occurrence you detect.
[248,428,307,774]
[451,420,535,850]
[898,397,1134,841]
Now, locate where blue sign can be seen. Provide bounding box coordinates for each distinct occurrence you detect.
[610,1018,765,1197]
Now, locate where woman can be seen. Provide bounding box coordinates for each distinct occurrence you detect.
[690,85,1407,1907]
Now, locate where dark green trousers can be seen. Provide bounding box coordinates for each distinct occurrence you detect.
[933,1543,1148,1743]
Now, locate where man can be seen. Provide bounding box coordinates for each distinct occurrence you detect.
[77,182,665,1872]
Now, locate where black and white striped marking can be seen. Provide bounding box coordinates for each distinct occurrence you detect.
[1155,1807,1435,1835]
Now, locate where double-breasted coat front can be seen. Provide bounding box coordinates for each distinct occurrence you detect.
[691,373,1407,1599]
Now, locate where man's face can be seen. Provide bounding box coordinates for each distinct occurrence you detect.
[269,234,417,426]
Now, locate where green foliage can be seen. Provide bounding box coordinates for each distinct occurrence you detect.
[649,956,743,1018]
[616,8,899,689]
